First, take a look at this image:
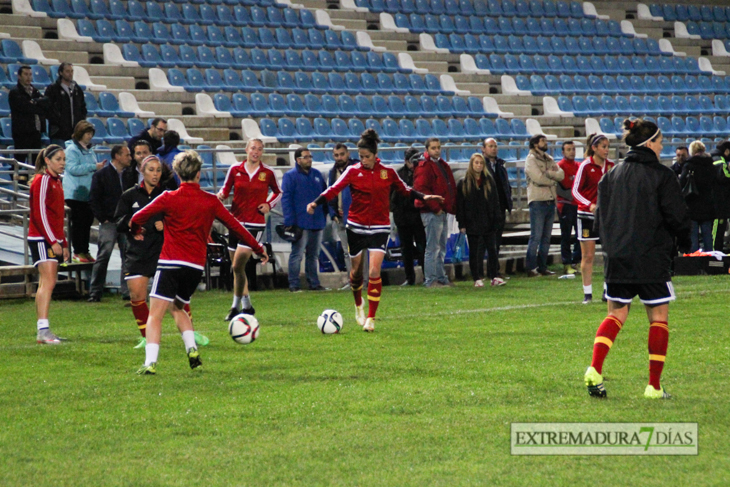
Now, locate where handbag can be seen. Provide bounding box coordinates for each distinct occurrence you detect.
[275,224,303,243]
[453,233,466,263]
[681,170,699,199]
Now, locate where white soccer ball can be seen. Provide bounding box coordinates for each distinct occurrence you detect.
[317,309,343,334]
[228,314,260,344]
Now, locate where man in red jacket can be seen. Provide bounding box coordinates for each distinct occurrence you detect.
[413,138,457,287]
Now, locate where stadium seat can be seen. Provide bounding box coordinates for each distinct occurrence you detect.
[99,92,134,118]
[106,118,129,144]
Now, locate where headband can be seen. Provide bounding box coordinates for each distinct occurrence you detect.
[44,146,63,160]
[590,134,608,147]
[140,155,160,172]
[636,128,661,147]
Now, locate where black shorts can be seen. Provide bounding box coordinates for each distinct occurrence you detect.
[228,224,264,251]
[150,266,203,304]
[29,238,63,266]
[125,257,158,280]
[346,229,389,257]
[604,282,676,306]
[577,215,599,241]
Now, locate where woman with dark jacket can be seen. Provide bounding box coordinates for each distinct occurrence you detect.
[456,153,503,287]
[585,118,690,401]
[679,141,717,252]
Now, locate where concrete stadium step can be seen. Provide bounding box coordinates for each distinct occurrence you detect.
[40,50,88,65]
[89,76,135,90]
[499,105,533,117]
[0,24,43,39]
[450,82,491,96]
[102,89,196,104]
[135,102,182,117]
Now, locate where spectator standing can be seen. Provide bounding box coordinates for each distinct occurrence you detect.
[8,65,47,164]
[87,145,135,302]
[157,130,182,186]
[456,153,504,287]
[524,135,564,277]
[712,141,730,251]
[328,143,358,275]
[413,138,457,288]
[572,134,614,303]
[584,118,690,400]
[282,148,328,292]
[128,118,167,154]
[679,141,716,252]
[64,120,104,263]
[44,62,87,146]
[556,141,581,275]
[482,138,512,269]
[671,146,688,178]
[390,147,426,286]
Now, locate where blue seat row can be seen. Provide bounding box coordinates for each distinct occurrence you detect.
[683,21,730,41]
[0,64,56,89]
[123,45,405,74]
[557,94,730,118]
[598,115,730,139]
[520,74,730,96]
[0,40,37,65]
[166,69,451,96]
[77,21,357,51]
[358,0,585,19]
[32,0,280,19]
[213,93,496,119]
[259,116,529,144]
[474,53,700,76]
[0,116,142,145]
[83,92,135,118]
[397,14,623,37]
[649,4,730,24]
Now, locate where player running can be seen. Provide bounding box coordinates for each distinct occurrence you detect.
[130,150,268,375]
[572,133,614,304]
[306,129,443,332]
[29,145,70,344]
[584,119,690,399]
[217,138,281,320]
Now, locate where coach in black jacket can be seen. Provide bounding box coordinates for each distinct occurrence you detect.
[482,138,512,269]
[8,66,48,163]
[44,63,87,145]
[87,145,135,301]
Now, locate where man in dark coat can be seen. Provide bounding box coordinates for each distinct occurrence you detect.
[44,62,87,146]
[128,117,167,154]
[482,138,512,270]
[8,65,48,164]
[390,147,426,286]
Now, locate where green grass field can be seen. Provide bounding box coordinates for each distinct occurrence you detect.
[2,271,729,486]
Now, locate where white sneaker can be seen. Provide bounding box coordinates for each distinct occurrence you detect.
[363,317,375,332]
[355,304,365,326]
[491,277,506,286]
[474,279,484,287]
[37,328,63,344]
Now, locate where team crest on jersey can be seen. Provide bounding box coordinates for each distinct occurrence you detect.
[258,172,267,181]
[380,170,388,179]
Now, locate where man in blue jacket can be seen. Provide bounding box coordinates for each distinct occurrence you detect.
[328,144,357,274]
[282,147,328,292]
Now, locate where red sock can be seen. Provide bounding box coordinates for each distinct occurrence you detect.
[648,321,669,389]
[131,300,148,338]
[351,275,364,307]
[591,316,623,374]
[183,302,193,323]
[367,277,382,319]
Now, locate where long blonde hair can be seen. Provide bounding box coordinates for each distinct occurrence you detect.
[462,153,493,198]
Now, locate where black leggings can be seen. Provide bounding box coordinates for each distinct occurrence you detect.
[467,233,499,281]
[65,199,95,255]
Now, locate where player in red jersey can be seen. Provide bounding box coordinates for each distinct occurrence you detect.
[307,129,443,332]
[572,134,614,304]
[217,138,281,320]
[28,145,70,344]
[130,150,268,375]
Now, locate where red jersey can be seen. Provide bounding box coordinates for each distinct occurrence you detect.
[131,183,264,270]
[29,172,67,247]
[572,157,614,216]
[556,158,579,210]
[219,162,281,228]
[320,159,416,234]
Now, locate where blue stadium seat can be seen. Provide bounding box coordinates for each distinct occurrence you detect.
[87,117,111,144]
[99,92,134,118]
[277,118,299,143]
[0,40,36,65]
[84,92,105,117]
[106,118,129,144]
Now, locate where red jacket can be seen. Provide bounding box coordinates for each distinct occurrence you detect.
[219,162,281,227]
[573,157,614,216]
[413,153,456,214]
[320,159,415,234]
[29,172,67,247]
[131,182,264,270]
[556,157,579,211]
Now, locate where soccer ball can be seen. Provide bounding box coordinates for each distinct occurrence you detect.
[228,314,259,344]
[317,309,343,334]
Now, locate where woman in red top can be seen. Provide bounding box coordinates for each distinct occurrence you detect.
[217,138,281,321]
[131,150,268,375]
[572,134,614,304]
[28,145,70,344]
[307,129,442,332]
